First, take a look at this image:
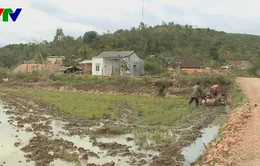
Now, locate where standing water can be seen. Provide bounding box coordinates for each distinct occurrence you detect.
[0,103,35,166]
[182,125,220,166]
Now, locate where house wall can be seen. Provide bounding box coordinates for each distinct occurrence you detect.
[124,53,144,76]
[229,60,251,68]
[91,52,144,76]
[81,64,92,74]
[92,58,104,75]
[241,60,251,68]
[103,58,120,76]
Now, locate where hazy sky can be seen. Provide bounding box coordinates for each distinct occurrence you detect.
[1,0,260,46]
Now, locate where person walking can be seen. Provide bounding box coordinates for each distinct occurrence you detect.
[188,81,203,108]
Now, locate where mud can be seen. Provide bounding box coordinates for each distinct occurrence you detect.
[0,91,228,166]
[0,93,157,166]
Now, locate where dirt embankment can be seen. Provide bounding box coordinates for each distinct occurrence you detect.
[0,72,233,98]
[196,77,260,166]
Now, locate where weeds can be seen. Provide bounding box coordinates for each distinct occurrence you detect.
[133,127,177,147]
[2,88,191,125]
[227,83,245,109]
[2,71,235,89]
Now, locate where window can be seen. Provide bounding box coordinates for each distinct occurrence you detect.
[95,64,100,71]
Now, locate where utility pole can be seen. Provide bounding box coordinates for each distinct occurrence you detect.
[141,0,145,54]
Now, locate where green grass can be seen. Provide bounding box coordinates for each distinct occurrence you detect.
[227,83,245,109]
[49,73,152,86]
[133,127,177,148]
[1,88,191,125]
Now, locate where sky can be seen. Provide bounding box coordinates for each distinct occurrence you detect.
[1,0,260,47]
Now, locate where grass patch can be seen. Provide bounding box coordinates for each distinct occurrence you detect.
[95,126,129,135]
[133,127,177,148]
[227,83,245,109]
[3,71,235,88]
[49,73,152,86]
[1,88,191,126]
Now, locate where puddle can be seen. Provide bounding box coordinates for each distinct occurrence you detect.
[50,127,157,165]
[48,117,158,165]
[50,159,80,166]
[182,125,220,166]
[0,99,159,166]
[0,103,35,166]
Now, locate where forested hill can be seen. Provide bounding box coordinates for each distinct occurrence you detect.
[1,22,260,69]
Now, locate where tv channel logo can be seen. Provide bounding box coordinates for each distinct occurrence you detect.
[0,8,22,22]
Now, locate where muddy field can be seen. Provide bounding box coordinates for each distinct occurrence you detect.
[0,91,228,166]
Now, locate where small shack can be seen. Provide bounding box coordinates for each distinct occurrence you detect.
[79,60,92,75]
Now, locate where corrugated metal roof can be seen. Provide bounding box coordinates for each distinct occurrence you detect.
[79,60,92,64]
[93,51,134,58]
[180,60,203,68]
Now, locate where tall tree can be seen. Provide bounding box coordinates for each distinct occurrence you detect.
[53,28,65,57]
[83,31,98,44]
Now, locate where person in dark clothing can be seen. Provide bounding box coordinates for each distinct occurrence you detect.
[188,81,203,107]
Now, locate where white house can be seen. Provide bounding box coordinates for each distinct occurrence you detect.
[92,51,144,76]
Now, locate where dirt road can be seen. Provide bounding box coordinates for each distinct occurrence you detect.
[230,77,260,165]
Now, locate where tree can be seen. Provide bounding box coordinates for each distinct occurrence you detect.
[0,48,18,68]
[83,31,98,44]
[53,28,65,57]
[209,46,219,61]
[248,53,260,76]
[1,21,260,69]
[78,45,96,60]
[120,60,130,75]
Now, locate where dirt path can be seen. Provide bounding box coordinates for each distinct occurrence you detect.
[230,77,260,165]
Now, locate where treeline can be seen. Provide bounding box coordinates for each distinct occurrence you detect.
[1,22,260,73]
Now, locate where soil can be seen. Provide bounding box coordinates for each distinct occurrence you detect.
[0,85,228,166]
[0,80,194,98]
[197,77,260,166]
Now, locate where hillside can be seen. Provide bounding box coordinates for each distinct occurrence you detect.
[1,22,260,71]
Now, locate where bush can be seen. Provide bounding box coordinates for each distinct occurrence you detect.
[0,69,8,77]
[10,72,45,82]
[175,72,235,87]
[49,73,153,87]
